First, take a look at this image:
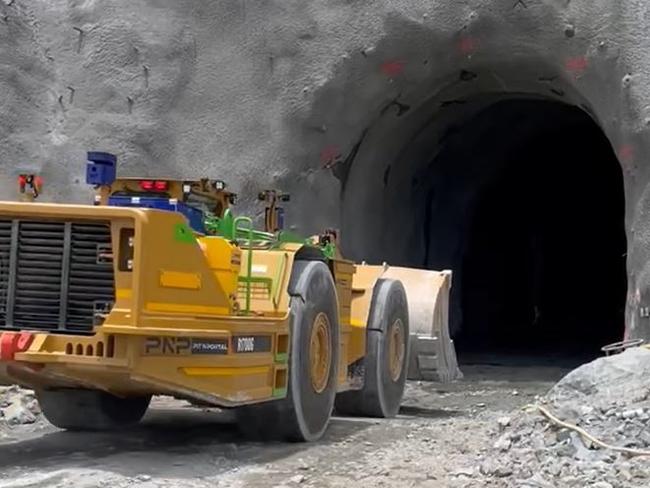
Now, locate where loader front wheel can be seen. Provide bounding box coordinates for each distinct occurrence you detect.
[335,279,409,417]
[236,260,339,442]
[37,389,151,431]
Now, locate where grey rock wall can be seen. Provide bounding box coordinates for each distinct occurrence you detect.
[1,0,649,339]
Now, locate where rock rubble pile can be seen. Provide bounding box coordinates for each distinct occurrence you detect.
[477,348,650,487]
[0,385,41,428]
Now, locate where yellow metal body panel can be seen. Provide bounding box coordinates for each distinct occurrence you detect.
[330,259,356,383]
[198,236,242,307]
[0,202,383,405]
[348,264,387,363]
[238,249,292,315]
[159,271,202,289]
[7,312,292,405]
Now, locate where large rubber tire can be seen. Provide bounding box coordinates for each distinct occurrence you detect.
[236,260,340,442]
[37,389,151,431]
[335,279,409,417]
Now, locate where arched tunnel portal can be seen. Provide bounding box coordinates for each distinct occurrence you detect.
[339,95,627,365]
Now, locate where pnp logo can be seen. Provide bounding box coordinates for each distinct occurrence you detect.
[144,337,190,355]
[143,337,229,355]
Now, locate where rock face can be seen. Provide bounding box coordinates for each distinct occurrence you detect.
[480,348,650,487]
[1,1,650,339]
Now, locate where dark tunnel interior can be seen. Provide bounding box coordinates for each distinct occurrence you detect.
[341,96,628,366]
[421,99,628,364]
[394,99,627,362]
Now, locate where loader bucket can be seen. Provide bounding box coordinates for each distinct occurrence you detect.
[381,267,462,382]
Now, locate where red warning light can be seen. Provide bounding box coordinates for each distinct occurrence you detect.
[0,331,34,361]
[139,180,154,191]
[16,174,42,199]
[154,180,168,191]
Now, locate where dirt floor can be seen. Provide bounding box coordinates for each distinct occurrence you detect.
[0,361,571,488]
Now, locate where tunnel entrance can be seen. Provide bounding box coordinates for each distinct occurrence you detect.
[427,99,627,364]
[342,96,627,366]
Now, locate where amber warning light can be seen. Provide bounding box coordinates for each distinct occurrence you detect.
[17,174,43,198]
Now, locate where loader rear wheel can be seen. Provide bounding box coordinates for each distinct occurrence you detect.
[236,260,339,441]
[37,389,151,431]
[335,279,409,417]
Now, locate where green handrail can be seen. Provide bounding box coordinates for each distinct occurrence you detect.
[234,216,254,314]
[204,209,337,261]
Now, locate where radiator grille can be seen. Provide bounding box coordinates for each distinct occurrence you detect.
[0,219,115,334]
[0,220,11,325]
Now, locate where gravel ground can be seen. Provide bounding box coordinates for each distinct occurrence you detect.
[3,353,646,488]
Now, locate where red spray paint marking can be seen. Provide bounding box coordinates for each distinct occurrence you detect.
[380,60,405,77]
[618,145,636,174]
[565,56,588,76]
[458,37,477,56]
[320,145,342,168]
[618,144,634,162]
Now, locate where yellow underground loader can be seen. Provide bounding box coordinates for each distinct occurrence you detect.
[0,152,457,441]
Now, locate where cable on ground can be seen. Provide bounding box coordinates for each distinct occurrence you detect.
[523,404,650,457]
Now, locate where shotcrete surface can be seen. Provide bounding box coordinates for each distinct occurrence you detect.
[1,0,646,336]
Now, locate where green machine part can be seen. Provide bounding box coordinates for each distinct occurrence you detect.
[204,209,335,259]
[203,209,336,314]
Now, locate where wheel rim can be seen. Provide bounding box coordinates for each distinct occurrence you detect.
[388,319,405,381]
[309,312,332,394]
